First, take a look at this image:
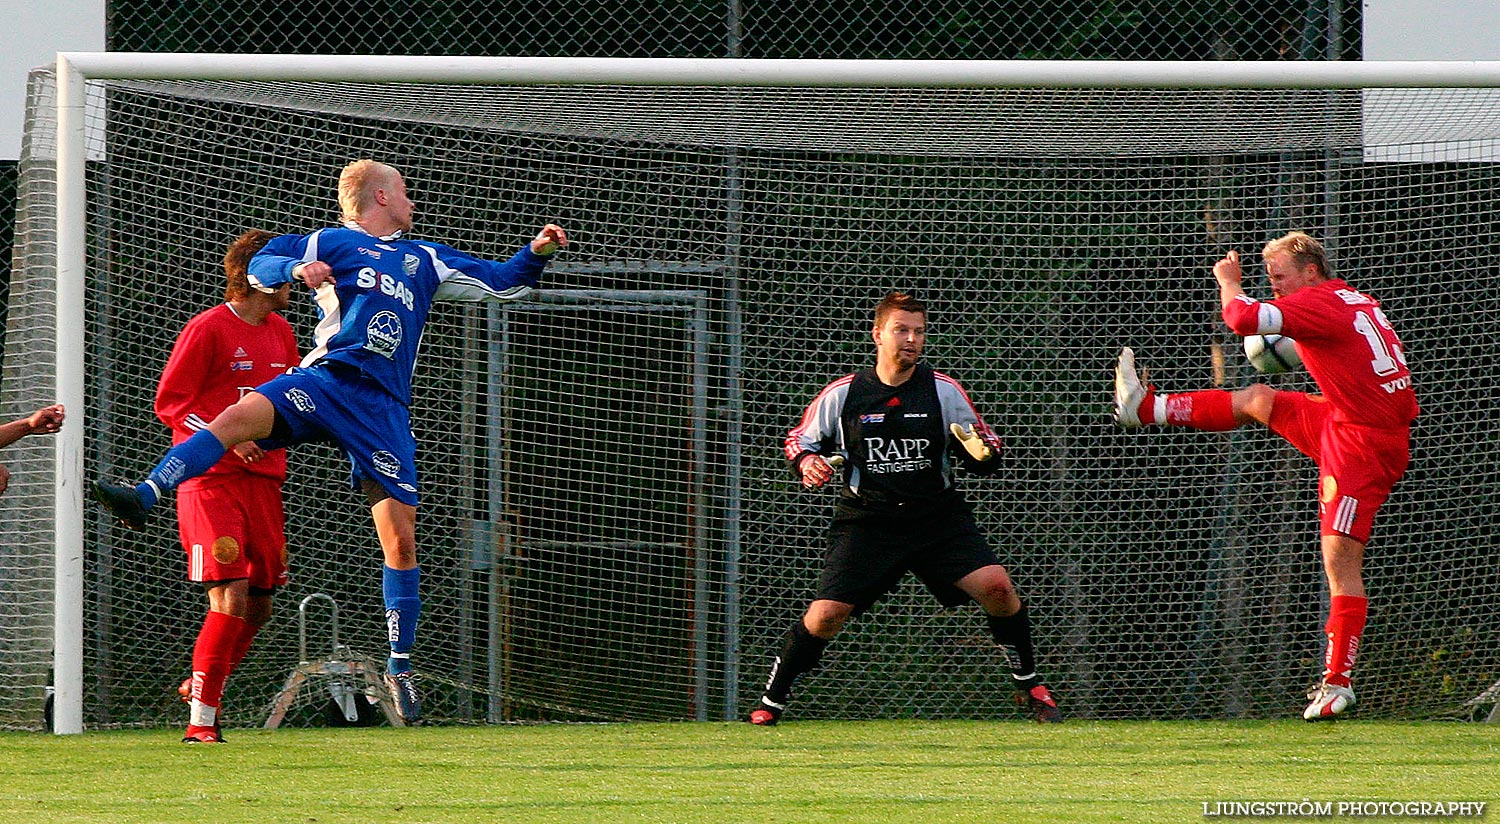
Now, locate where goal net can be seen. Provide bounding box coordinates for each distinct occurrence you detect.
[4,57,1498,729]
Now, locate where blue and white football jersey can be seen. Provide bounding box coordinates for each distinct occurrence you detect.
[249,223,547,404]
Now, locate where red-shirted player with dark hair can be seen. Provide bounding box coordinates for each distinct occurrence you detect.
[1114,231,1418,721]
[158,229,299,742]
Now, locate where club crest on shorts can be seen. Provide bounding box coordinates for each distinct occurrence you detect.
[366,310,402,358]
[212,536,241,564]
[372,450,403,478]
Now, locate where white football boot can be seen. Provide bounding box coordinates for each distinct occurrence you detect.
[1114,347,1150,428]
[1303,682,1355,721]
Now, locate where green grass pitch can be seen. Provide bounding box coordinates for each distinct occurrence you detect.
[1,720,1493,823]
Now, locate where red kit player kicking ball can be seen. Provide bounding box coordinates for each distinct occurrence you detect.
[1114,231,1417,721]
[158,230,299,742]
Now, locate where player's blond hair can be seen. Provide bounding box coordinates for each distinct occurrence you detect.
[338,159,399,222]
[1263,231,1332,279]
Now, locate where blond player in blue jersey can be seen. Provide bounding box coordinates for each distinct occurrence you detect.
[96,160,567,723]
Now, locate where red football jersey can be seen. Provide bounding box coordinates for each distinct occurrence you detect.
[1224,279,1418,428]
[155,303,300,490]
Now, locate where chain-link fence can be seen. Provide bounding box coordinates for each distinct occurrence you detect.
[105,1,1361,61]
[1,2,1367,359]
[0,162,16,363]
[4,3,1411,730]
[8,64,1499,729]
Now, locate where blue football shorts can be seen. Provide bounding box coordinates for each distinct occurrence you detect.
[255,362,420,506]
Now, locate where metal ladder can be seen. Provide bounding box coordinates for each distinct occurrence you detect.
[263,593,404,728]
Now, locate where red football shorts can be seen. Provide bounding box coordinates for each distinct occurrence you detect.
[177,476,288,589]
[1268,391,1410,543]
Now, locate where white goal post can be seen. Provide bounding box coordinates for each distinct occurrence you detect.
[36,54,1500,734]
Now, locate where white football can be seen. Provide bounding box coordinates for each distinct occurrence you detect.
[1243,334,1302,374]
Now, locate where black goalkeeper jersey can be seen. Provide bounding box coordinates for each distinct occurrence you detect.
[784,363,1001,507]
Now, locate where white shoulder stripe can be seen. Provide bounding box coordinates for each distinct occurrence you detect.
[789,375,853,436]
[423,245,452,278]
[784,374,853,460]
[437,273,536,301]
[933,371,975,404]
[425,246,535,303]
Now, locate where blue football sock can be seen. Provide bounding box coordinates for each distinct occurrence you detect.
[137,429,226,509]
[383,565,421,674]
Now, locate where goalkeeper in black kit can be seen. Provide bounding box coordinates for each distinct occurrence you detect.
[749,291,1061,725]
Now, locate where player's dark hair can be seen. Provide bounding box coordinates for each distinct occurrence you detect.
[874,291,926,328]
[224,228,279,302]
[1264,231,1332,279]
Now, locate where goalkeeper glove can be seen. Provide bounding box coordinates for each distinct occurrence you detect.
[798,452,843,488]
[949,423,993,462]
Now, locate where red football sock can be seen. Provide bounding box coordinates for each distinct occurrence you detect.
[190,610,247,716]
[1163,390,1237,431]
[1136,389,1158,424]
[227,620,259,678]
[1322,595,1368,688]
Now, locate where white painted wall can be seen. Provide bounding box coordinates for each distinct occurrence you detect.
[1364,0,1500,161]
[1364,0,1500,60]
[0,0,105,160]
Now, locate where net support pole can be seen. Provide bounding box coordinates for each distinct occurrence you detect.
[52,54,88,736]
[689,296,710,721]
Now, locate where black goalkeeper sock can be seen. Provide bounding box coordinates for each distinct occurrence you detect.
[763,621,830,703]
[987,606,1038,684]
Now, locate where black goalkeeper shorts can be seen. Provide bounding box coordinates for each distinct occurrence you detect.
[813,497,1001,615]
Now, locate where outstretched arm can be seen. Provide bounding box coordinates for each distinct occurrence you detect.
[0,403,64,450]
[431,224,569,303]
